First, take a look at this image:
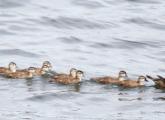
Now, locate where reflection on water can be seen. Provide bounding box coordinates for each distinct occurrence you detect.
[0,0,165,119]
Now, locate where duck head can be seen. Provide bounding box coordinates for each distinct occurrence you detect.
[138,76,148,85]
[70,68,77,78]
[28,67,36,73]
[43,61,52,70]
[76,70,84,81]
[118,70,128,81]
[8,62,17,72]
[41,65,50,75]
[28,67,36,77]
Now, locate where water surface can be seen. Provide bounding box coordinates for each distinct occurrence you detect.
[0,0,165,119]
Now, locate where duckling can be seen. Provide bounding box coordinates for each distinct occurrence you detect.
[6,67,36,79]
[119,76,148,88]
[50,70,84,84]
[13,61,52,77]
[91,71,128,84]
[33,65,50,76]
[0,62,17,74]
[18,61,52,76]
[146,75,165,88]
[43,61,52,70]
[53,68,77,79]
[35,61,52,74]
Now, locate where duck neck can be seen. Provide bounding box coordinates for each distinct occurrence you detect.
[71,73,76,78]
[11,69,16,72]
[28,72,33,78]
[139,81,144,85]
[9,68,16,72]
[118,77,126,81]
[76,76,82,81]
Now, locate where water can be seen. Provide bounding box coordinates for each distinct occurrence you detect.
[0,0,165,119]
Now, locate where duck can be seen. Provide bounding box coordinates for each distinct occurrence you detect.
[53,68,77,79]
[16,61,52,76]
[119,76,148,88]
[146,75,165,88]
[33,65,51,76]
[6,67,36,79]
[50,70,84,84]
[42,61,52,70]
[0,62,17,74]
[91,71,128,84]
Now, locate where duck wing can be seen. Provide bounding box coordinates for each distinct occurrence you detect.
[6,71,28,78]
[0,67,7,74]
[53,73,68,79]
[120,80,139,88]
[92,76,118,84]
[52,75,75,84]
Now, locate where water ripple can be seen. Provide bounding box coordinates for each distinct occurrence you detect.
[0,29,15,35]
[89,42,113,49]
[126,0,160,4]
[40,16,109,29]
[72,0,105,9]
[0,0,165,120]
[89,38,157,50]
[113,38,158,48]
[0,0,28,8]
[0,49,40,58]
[58,36,83,44]
[124,18,165,30]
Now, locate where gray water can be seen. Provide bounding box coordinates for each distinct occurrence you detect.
[0,0,165,119]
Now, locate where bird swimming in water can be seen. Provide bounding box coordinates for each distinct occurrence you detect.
[50,70,84,84]
[0,62,17,74]
[91,71,128,84]
[119,76,148,88]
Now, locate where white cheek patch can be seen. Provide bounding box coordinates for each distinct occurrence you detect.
[139,82,144,85]
[120,73,127,77]
[10,67,16,72]
[72,73,76,77]
[77,74,83,80]
[119,77,127,81]
[43,68,49,71]
[12,69,16,72]
[139,79,145,85]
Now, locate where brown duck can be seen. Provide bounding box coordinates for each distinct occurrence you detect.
[6,67,36,79]
[50,70,84,84]
[16,61,52,76]
[42,61,52,70]
[146,75,165,88]
[33,65,50,76]
[119,76,148,88]
[91,71,128,84]
[53,68,77,79]
[0,62,17,74]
